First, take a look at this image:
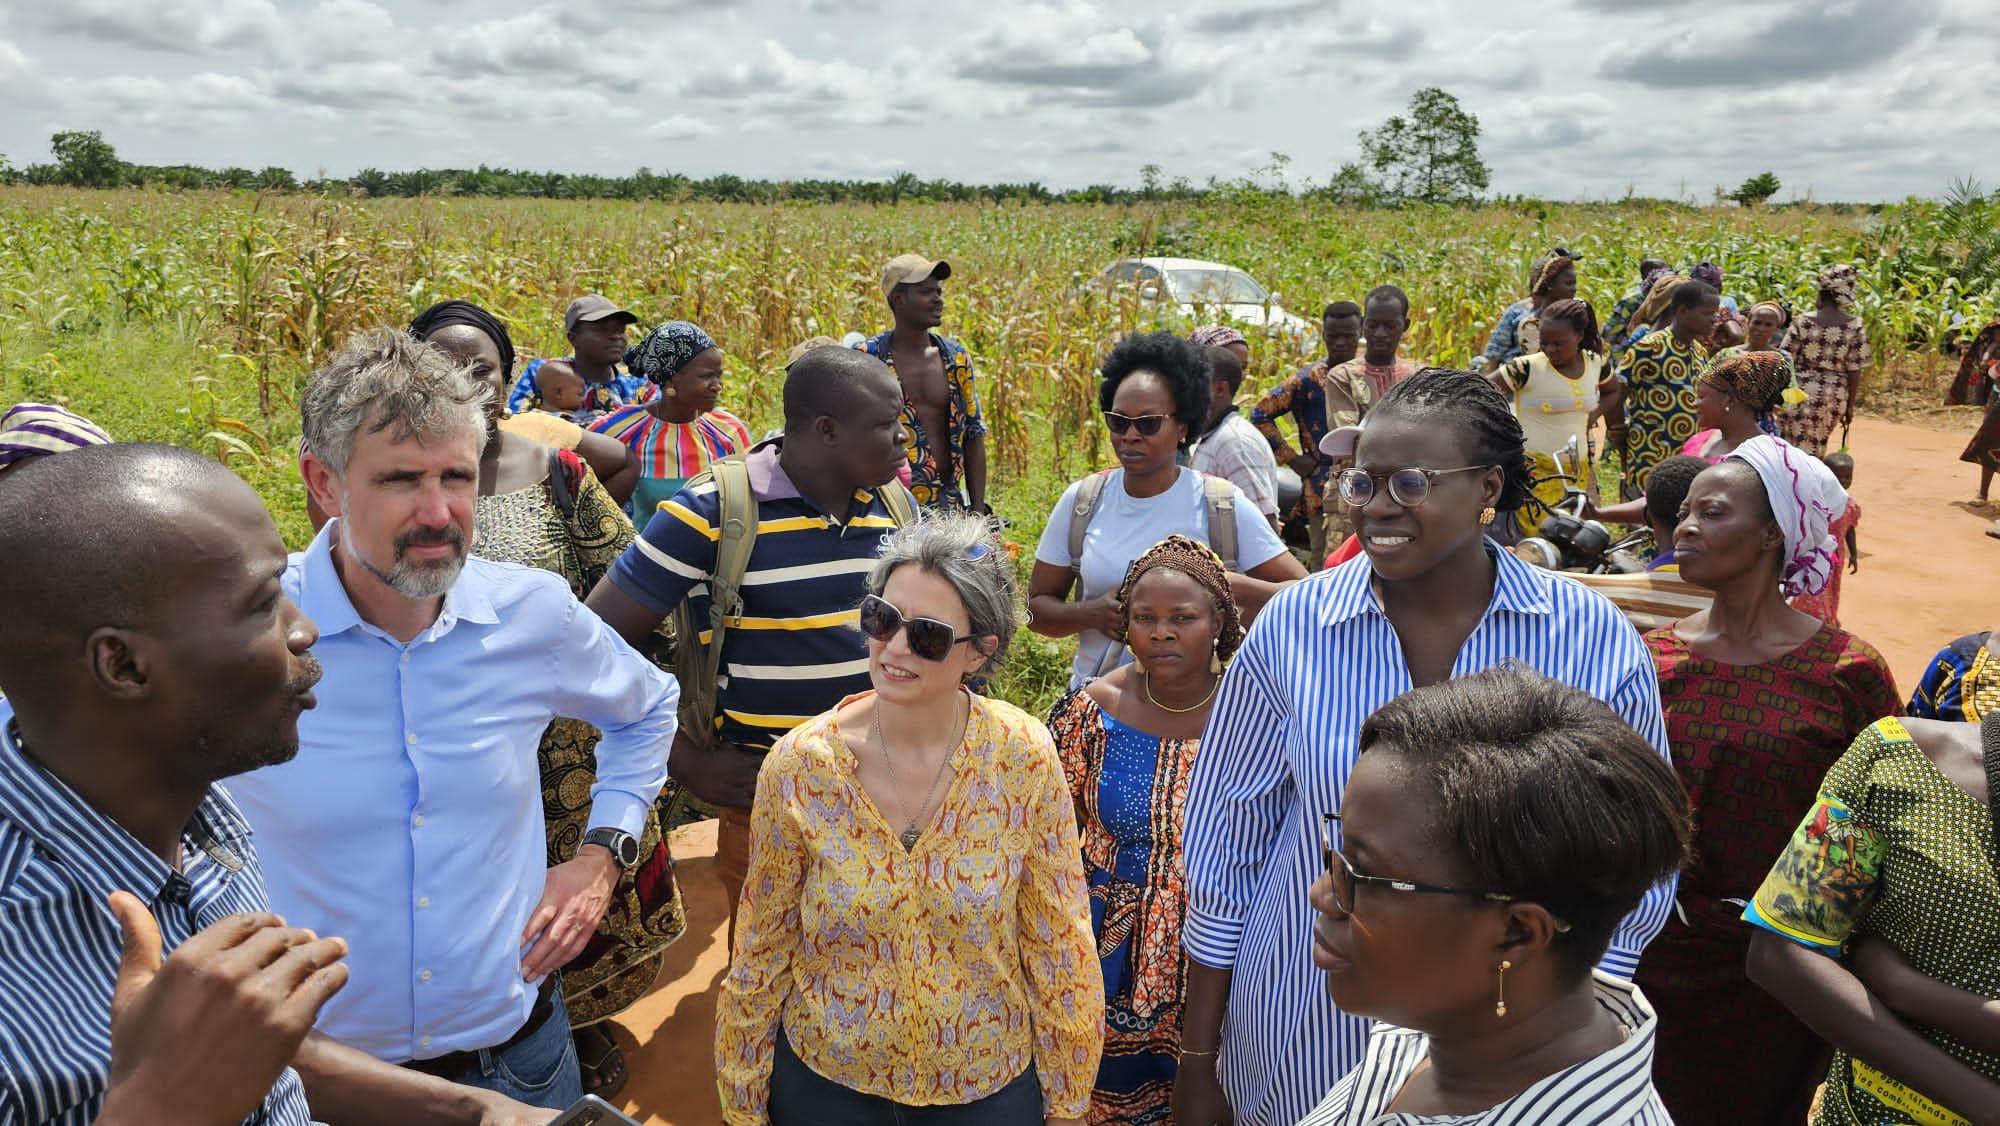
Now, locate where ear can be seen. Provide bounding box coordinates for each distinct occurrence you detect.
[813,413,841,449]
[1480,465,1506,510]
[1496,901,1562,964]
[86,628,152,703]
[300,450,345,520]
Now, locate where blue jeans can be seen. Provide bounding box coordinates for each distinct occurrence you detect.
[770,1028,1043,1125]
[435,987,583,1110]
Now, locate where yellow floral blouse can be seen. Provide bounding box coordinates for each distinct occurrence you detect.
[714,691,1103,1123]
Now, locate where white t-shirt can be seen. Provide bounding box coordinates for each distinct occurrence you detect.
[1035,467,1290,687]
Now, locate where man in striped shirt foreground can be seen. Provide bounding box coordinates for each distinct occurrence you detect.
[0,444,546,1125]
[587,345,916,946]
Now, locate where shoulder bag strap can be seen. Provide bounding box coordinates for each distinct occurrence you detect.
[1067,470,1112,577]
[1202,474,1240,572]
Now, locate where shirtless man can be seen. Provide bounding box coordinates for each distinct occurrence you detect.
[862,254,990,514]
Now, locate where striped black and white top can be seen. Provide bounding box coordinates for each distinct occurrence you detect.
[1182,545,1675,1126]
[0,716,313,1126]
[1296,973,1672,1125]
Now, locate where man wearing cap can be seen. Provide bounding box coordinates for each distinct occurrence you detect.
[0,402,112,476]
[505,295,651,416]
[860,254,989,514]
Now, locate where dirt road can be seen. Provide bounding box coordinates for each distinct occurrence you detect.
[604,412,1992,1125]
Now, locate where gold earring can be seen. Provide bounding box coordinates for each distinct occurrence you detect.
[1495,960,1513,1018]
[1479,507,1497,526]
[1209,649,1222,674]
[666,386,678,397]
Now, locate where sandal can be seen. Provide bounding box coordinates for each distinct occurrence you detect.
[574,1024,629,1100]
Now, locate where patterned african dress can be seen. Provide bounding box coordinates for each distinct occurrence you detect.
[472,450,687,1027]
[863,331,986,509]
[1789,500,1860,626]
[1048,688,1199,1126]
[1780,315,1869,456]
[1908,631,2000,721]
[1745,718,2000,1125]
[1618,331,1709,494]
[1946,322,2000,474]
[588,404,752,523]
[1634,623,1901,1125]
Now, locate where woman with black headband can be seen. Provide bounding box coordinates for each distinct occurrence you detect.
[588,320,752,524]
[408,299,684,1100]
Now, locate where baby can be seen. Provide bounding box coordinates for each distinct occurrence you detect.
[1825,452,1859,575]
[534,359,586,415]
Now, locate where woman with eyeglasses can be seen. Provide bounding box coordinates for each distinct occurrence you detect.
[1030,332,1303,688]
[716,512,1102,1126]
[1174,368,1673,1126]
[1630,436,1899,1124]
[1296,664,1692,1123]
[1045,535,1245,1124]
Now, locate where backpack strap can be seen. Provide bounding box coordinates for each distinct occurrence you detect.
[1201,474,1240,572]
[673,455,757,750]
[879,480,919,527]
[1066,470,1114,576]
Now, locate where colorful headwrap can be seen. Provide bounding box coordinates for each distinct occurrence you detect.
[1528,248,1577,296]
[1748,300,1789,327]
[625,321,717,385]
[1114,534,1245,667]
[1629,273,1689,330]
[408,299,516,380]
[1727,434,1849,598]
[1189,325,1248,351]
[1688,262,1725,291]
[1817,264,1860,312]
[0,403,112,470]
[1701,351,1794,416]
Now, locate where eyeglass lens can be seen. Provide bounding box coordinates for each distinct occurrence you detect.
[1339,468,1433,508]
[860,596,960,662]
[1104,412,1166,437]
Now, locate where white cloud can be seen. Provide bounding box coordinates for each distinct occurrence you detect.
[31,0,280,55]
[297,0,398,64]
[647,114,715,139]
[0,38,29,82]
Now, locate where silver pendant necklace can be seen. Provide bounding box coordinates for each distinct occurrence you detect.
[872,696,960,852]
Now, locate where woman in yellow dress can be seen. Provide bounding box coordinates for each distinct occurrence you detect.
[1487,298,1606,536]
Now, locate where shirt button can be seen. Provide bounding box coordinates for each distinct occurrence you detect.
[420,969,433,982]
[420,1035,432,1049]
[400,652,410,665]
[417,896,430,908]
[406,733,418,745]
[412,814,426,828]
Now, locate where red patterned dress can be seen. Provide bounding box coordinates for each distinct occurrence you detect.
[1048,688,1199,1126]
[1788,499,1860,626]
[1635,624,1901,1124]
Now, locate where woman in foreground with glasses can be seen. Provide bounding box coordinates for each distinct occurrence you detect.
[1296,664,1692,1123]
[1045,535,1245,1123]
[716,513,1102,1126]
[1029,332,1303,688]
[1174,369,1674,1126]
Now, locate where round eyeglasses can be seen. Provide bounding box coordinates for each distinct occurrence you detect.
[1320,812,1518,916]
[1336,465,1492,509]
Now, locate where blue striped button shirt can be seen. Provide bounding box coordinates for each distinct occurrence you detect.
[1181,545,1675,1126]
[1297,972,1671,1125]
[0,718,314,1126]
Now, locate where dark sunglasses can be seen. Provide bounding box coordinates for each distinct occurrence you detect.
[1337,465,1492,509]
[1103,411,1170,437]
[858,595,979,662]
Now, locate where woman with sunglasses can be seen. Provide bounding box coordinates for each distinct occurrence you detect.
[716,512,1102,1126]
[1631,437,1899,1124]
[1175,369,1673,1126]
[1045,535,1245,1124]
[1296,664,1692,1124]
[1030,333,1302,688]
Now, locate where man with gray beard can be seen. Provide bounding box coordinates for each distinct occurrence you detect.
[226,329,678,1110]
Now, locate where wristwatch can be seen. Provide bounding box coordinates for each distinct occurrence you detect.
[582,828,641,870]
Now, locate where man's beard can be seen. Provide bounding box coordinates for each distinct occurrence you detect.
[353,520,469,598]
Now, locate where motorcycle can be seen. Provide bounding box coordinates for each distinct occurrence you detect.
[1512,438,1652,574]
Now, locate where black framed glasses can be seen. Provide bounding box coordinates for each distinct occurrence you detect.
[1103,411,1170,437]
[1336,465,1492,509]
[1319,813,1517,915]
[859,595,978,662]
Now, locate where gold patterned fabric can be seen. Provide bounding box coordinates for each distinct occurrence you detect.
[472,453,686,1026]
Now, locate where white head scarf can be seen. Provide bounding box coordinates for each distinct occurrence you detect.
[1725,434,1849,598]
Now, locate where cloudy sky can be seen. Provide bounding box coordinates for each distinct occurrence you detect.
[0,0,1989,201]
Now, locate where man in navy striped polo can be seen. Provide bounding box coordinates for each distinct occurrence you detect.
[0,444,550,1125]
[586,346,913,946]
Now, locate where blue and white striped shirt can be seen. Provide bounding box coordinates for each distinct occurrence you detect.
[0,718,314,1126]
[1181,545,1675,1126]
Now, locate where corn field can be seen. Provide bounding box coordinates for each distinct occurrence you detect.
[3,185,1996,542]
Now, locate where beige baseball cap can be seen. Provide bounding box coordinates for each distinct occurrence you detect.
[880,254,950,297]
[563,294,639,334]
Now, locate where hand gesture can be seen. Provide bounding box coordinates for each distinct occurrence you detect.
[520,849,618,980]
[98,892,348,1126]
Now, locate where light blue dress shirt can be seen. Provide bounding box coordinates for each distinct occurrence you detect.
[224,521,677,1063]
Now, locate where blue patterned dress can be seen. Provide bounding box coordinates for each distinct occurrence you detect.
[1049,688,1200,1126]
